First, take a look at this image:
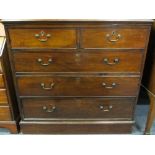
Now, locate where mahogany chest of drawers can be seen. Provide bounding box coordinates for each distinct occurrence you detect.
[3,20,152,134]
[0,28,19,133]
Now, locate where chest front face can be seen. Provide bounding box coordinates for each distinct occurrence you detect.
[4,20,152,134]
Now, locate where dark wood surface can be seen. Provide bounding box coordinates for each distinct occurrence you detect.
[3,20,152,134]
[0,74,5,87]
[0,89,8,104]
[81,28,149,49]
[8,27,149,49]
[2,19,153,22]
[20,121,133,134]
[0,34,19,133]
[1,43,19,121]
[9,28,77,49]
[13,50,143,73]
[21,97,135,120]
[17,76,140,96]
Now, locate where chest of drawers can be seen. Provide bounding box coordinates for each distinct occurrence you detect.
[0,34,19,133]
[3,20,152,134]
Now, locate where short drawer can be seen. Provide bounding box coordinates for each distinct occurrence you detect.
[17,76,139,96]
[0,106,12,121]
[0,74,5,88]
[13,50,143,73]
[21,97,135,120]
[0,89,8,105]
[8,28,77,49]
[81,28,149,49]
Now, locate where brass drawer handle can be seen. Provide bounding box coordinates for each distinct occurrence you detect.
[37,58,53,66]
[42,105,56,113]
[106,31,121,42]
[35,31,51,42]
[99,105,113,112]
[40,82,55,90]
[102,82,116,89]
[103,58,119,65]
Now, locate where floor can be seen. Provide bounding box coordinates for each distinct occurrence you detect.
[0,88,155,135]
[133,87,155,135]
[133,104,155,134]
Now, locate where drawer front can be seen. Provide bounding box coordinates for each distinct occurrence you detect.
[81,28,148,48]
[21,97,135,120]
[13,50,143,73]
[9,28,77,49]
[0,106,12,121]
[17,76,139,96]
[0,89,8,105]
[0,74,5,88]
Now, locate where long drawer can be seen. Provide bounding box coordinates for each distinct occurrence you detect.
[81,28,148,49]
[13,50,143,73]
[21,97,135,120]
[17,76,139,96]
[8,28,77,49]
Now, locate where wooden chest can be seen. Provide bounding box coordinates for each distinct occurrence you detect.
[3,20,152,134]
[0,29,19,133]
